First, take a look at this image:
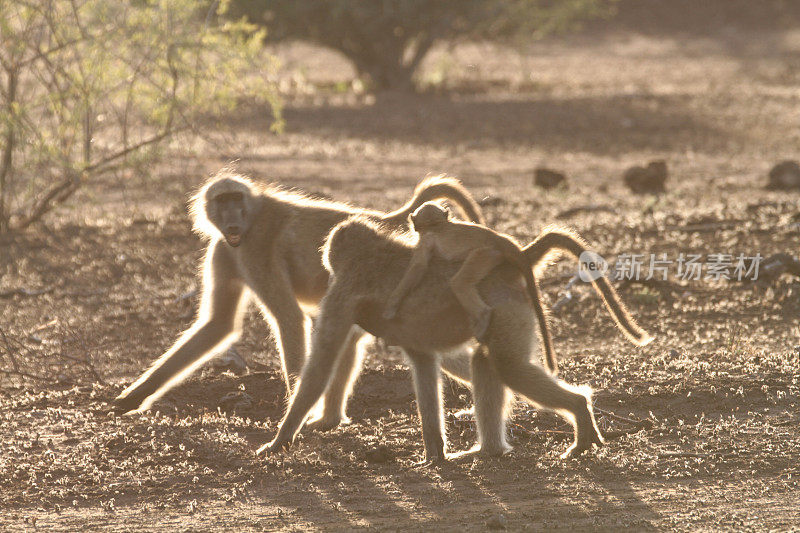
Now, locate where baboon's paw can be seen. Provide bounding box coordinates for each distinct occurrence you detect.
[256,438,291,456]
[561,443,589,459]
[449,443,511,460]
[305,414,351,432]
[561,435,600,459]
[415,454,447,467]
[450,406,475,421]
[478,442,513,457]
[111,394,143,414]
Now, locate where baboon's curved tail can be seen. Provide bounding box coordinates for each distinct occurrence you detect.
[382,175,486,225]
[523,226,654,346]
[527,271,558,375]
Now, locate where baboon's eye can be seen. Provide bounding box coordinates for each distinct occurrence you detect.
[216,192,244,204]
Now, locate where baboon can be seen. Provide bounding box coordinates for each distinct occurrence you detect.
[113,170,485,419]
[383,202,558,373]
[259,218,653,461]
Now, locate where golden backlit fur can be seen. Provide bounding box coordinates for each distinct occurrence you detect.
[263,217,624,460]
[114,169,486,420]
[386,201,559,373]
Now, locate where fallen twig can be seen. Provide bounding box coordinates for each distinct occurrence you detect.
[556,204,616,220]
[0,285,55,298]
[602,427,647,439]
[643,219,745,236]
[0,367,56,383]
[0,324,106,386]
[658,451,723,459]
[60,352,106,385]
[30,319,58,333]
[509,423,571,439]
[595,407,653,428]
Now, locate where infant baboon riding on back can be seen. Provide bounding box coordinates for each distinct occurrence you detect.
[385,202,558,373]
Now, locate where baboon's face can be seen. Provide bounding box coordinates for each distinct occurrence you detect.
[208,189,250,247]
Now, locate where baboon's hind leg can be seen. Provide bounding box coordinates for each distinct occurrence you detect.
[486,305,603,458]
[449,247,501,341]
[405,349,446,462]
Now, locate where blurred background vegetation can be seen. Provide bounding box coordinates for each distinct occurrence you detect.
[228,0,615,91]
[2,0,800,234]
[0,0,281,233]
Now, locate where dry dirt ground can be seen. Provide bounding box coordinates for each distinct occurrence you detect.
[2,30,800,531]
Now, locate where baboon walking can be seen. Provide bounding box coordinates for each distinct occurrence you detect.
[113,170,485,420]
[260,218,653,460]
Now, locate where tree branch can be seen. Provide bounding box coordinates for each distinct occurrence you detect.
[13,126,183,230]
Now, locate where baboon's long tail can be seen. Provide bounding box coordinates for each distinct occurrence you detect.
[523,226,654,346]
[381,175,486,225]
[526,270,558,374]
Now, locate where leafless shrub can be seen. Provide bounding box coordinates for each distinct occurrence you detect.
[0,322,106,389]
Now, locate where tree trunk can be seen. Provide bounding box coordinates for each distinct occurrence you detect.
[358,61,415,92]
[352,32,436,92]
[0,68,18,233]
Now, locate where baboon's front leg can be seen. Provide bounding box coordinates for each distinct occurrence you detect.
[405,349,446,462]
[471,346,512,456]
[249,262,310,390]
[306,327,366,431]
[114,244,247,413]
[258,292,355,454]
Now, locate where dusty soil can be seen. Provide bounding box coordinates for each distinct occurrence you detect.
[2,30,800,530]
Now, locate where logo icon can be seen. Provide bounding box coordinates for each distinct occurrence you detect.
[578,250,609,282]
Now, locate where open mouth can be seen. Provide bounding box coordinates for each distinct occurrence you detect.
[226,233,241,247]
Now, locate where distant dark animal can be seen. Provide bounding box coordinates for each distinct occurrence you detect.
[534,168,567,190]
[623,160,668,194]
[766,160,800,190]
